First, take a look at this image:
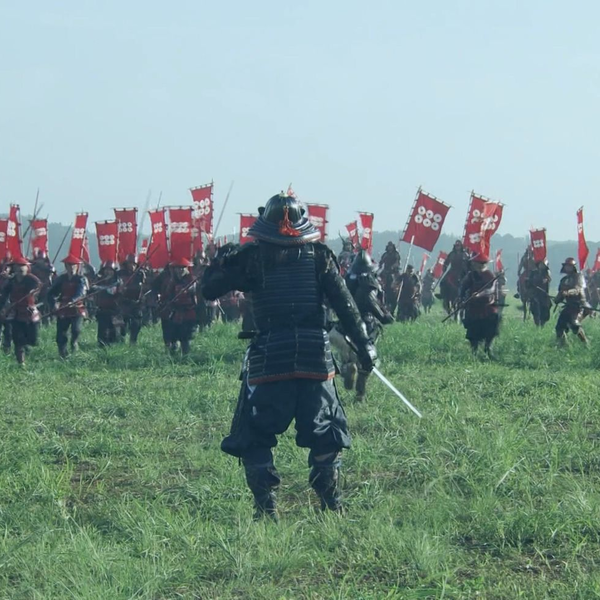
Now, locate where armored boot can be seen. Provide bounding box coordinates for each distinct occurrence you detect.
[243,462,281,522]
[577,329,589,346]
[309,452,343,513]
[342,362,357,391]
[355,370,369,402]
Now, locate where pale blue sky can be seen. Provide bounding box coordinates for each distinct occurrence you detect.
[1,1,599,241]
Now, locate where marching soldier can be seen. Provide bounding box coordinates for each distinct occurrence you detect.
[330,250,393,401]
[396,265,421,322]
[528,259,552,327]
[379,241,401,311]
[555,257,589,347]
[0,260,12,355]
[337,239,355,277]
[92,261,122,347]
[458,253,500,357]
[48,255,88,358]
[0,256,42,365]
[421,268,435,313]
[162,258,198,355]
[150,264,174,350]
[202,193,376,519]
[118,254,145,344]
[30,249,55,325]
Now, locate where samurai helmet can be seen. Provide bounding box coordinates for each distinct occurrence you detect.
[248,193,321,246]
[349,249,375,276]
[561,257,578,273]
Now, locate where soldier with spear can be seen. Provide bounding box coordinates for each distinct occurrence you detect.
[0,256,42,365]
[47,255,88,358]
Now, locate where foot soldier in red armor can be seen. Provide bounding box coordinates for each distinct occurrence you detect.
[92,261,123,347]
[555,257,589,347]
[163,258,198,356]
[0,259,12,355]
[202,193,376,519]
[118,254,145,345]
[0,256,42,365]
[48,255,88,358]
[458,253,500,357]
[30,249,56,326]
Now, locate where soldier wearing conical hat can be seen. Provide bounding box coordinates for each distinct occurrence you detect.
[47,255,87,358]
[0,256,42,365]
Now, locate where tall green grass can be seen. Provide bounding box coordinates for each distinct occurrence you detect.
[1,308,599,598]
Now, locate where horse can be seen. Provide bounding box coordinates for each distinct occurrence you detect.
[437,269,462,320]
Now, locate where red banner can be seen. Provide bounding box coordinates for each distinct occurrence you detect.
[494,249,504,272]
[577,207,589,270]
[462,194,487,254]
[479,201,504,256]
[359,212,374,253]
[432,251,447,279]
[68,213,88,260]
[190,183,214,237]
[239,214,257,245]
[31,219,49,255]
[463,193,503,256]
[169,207,193,262]
[306,204,328,242]
[593,249,600,273]
[402,189,450,252]
[114,208,138,262]
[530,228,547,263]
[419,252,430,275]
[95,221,118,264]
[346,221,359,248]
[148,209,170,269]
[139,238,148,264]
[7,205,23,260]
[0,219,7,261]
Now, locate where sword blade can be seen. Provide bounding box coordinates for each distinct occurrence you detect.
[372,367,423,419]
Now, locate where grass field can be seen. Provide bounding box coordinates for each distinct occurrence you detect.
[1,306,600,599]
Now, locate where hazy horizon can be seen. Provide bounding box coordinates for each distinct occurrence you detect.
[2,1,599,242]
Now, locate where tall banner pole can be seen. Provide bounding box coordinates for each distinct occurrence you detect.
[137,189,152,252]
[214,180,234,238]
[395,235,415,309]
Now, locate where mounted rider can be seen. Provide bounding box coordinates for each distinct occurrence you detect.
[440,240,471,311]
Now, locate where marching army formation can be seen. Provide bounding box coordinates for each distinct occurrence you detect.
[0,228,596,368]
[1,193,598,519]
